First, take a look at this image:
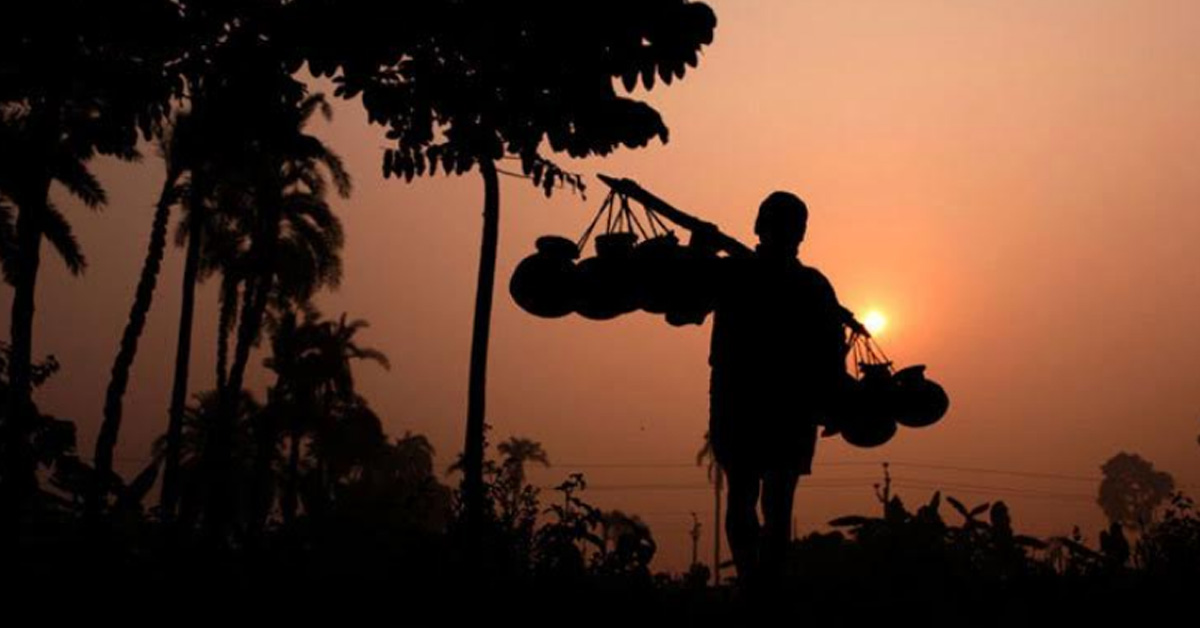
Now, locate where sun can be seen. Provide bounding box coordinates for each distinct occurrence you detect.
[863,310,887,336]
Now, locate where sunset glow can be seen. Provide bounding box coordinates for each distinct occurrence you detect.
[863,310,887,336]
[9,0,1200,581]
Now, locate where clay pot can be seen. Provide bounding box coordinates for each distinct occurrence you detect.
[841,412,899,448]
[892,365,949,428]
[629,234,716,324]
[575,232,640,320]
[832,366,900,448]
[631,234,683,314]
[509,235,580,318]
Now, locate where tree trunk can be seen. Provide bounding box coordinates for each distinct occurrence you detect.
[247,404,276,546]
[161,207,203,523]
[203,277,261,541]
[205,208,276,540]
[1,172,51,524]
[215,274,238,393]
[94,173,178,511]
[461,158,500,529]
[281,424,302,527]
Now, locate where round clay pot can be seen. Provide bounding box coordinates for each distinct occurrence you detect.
[509,235,580,318]
[575,232,639,320]
[892,365,950,428]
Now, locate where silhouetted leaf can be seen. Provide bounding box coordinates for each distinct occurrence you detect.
[829,515,875,528]
[41,202,87,275]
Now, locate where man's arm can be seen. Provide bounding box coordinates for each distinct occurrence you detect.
[840,305,869,337]
[805,268,856,372]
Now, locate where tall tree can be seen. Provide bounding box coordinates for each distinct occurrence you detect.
[497,437,550,490]
[1099,452,1176,533]
[93,116,190,509]
[150,388,266,533]
[195,54,349,537]
[160,64,301,521]
[156,93,253,522]
[0,0,183,519]
[293,0,718,526]
[263,308,389,525]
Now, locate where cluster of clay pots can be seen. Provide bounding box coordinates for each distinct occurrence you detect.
[512,232,950,450]
[828,363,949,448]
[510,232,711,322]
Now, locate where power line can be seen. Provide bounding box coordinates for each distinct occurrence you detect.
[533,479,880,492]
[886,462,1100,483]
[539,460,1199,490]
[891,480,1096,502]
[542,460,1104,482]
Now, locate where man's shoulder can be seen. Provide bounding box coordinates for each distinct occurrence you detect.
[795,263,836,293]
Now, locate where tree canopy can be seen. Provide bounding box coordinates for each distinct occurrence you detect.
[1098,452,1176,530]
[290,0,717,188]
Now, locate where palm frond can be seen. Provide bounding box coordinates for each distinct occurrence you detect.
[290,135,351,198]
[350,347,390,371]
[0,199,17,284]
[318,149,352,198]
[41,201,87,275]
[298,93,334,125]
[51,154,107,209]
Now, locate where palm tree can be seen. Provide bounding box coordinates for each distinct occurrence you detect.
[262,308,389,525]
[1,3,182,520]
[0,105,122,513]
[0,172,88,285]
[94,110,196,510]
[160,111,219,522]
[98,86,260,518]
[203,87,351,537]
[159,84,280,522]
[218,92,350,403]
[494,436,550,528]
[150,389,267,534]
[497,437,550,489]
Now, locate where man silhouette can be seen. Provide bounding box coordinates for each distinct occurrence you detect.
[685,191,850,588]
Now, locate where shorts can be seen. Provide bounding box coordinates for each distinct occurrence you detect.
[709,371,819,476]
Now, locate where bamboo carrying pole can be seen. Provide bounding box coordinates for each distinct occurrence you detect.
[596,174,752,257]
[596,173,867,334]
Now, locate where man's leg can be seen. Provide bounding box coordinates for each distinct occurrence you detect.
[724,464,762,587]
[760,468,801,583]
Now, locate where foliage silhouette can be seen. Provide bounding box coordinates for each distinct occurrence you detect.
[203,77,350,539]
[0,2,184,520]
[1098,452,1176,533]
[294,0,718,525]
[263,307,390,527]
[4,8,1200,627]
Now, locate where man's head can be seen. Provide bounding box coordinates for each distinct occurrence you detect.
[755,191,807,253]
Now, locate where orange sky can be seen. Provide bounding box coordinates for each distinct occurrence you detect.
[11,0,1200,572]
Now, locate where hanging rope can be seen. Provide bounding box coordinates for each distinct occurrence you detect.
[622,194,653,241]
[848,331,891,377]
[577,190,616,251]
[646,206,672,236]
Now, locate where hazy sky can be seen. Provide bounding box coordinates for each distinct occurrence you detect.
[11,0,1200,572]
